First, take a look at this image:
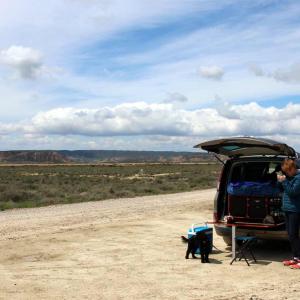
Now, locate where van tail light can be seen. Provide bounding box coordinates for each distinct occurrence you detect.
[217,166,224,191]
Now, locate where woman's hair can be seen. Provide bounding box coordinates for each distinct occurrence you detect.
[281,158,297,173]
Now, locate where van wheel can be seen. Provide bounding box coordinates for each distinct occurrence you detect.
[222,236,232,246]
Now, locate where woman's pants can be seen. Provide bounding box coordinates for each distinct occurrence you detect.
[285,212,300,258]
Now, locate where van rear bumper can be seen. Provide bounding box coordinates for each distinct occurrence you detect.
[214,222,288,240]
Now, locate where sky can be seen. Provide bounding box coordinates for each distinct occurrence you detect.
[0,0,300,151]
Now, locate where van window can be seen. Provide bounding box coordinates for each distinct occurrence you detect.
[230,161,281,183]
[268,162,277,173]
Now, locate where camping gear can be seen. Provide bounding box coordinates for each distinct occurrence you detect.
[230,236,258,266]
[228,195,247,217]
[187,223,213,254]
[227,181,280,197]
[247,198,268,219]
[227,194,285,223]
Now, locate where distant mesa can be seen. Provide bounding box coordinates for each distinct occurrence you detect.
[0,150,213,164]
[0,151,70,163]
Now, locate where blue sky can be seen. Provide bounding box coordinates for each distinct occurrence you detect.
[0,0,300,151]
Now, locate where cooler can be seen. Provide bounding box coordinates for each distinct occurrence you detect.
[187,224,213,254]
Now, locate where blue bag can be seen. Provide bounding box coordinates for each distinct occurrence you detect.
[227,181,280,197]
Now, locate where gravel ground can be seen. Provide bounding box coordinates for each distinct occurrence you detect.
[0,189,299,300]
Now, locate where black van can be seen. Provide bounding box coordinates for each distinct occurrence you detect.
[194,137,300,244]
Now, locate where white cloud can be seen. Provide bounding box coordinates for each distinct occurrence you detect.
[0,101,298,138]
[272,63,300,83]
[249,63,265,77]
[0,45,62,80]
[163,92,188,103]
[199,65,224,80]
[213,95,240,119]
[0,122,21,135]
[0,100,299,150]
[250,62,300,83]
[0,46,42,79]
[28,103,191,136]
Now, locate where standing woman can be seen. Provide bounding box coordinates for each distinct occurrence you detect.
[278,158,300,268]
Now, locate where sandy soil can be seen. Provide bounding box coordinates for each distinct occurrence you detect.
[0,189,299,300]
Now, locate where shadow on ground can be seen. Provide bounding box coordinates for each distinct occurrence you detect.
[224,240,291,265]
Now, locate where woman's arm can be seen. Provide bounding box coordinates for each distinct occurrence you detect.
[281,176,300,197]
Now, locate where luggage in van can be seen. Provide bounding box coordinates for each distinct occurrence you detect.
[247,198,267,219]
[227,180,281,222]
[228,195,247,217]
[228,195,268,221]
[227,181,280,197]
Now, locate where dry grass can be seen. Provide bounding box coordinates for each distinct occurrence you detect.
[0,163,221,210]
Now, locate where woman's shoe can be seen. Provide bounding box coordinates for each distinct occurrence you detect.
[283,259,299,266]
[290,263,300,269]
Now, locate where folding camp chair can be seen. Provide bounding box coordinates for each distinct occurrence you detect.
[230,236,257,266]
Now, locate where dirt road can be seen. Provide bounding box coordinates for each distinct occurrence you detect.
[0,189,299,300]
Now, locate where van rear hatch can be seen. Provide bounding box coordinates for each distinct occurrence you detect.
[194,137,297,158]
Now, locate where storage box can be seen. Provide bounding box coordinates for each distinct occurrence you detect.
[187,224,213,254]
[228,195,269,221]
[228,195,247,217]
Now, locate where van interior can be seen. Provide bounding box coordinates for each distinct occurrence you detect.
[219,160,285,227]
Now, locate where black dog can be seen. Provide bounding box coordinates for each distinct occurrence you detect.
[181,231,210,263]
